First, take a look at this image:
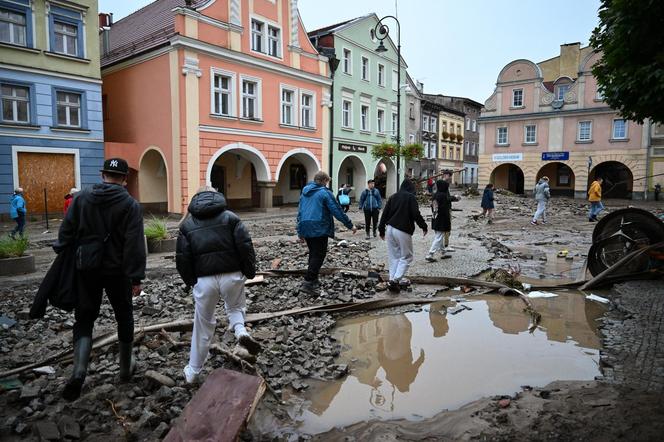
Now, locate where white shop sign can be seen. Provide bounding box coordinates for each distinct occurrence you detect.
[492,153,523,162]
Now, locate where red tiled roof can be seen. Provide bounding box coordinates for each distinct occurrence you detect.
[101,0,205,68]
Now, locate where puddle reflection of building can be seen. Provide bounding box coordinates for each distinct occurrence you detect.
[307,313,427,416]
[485,294,604,349]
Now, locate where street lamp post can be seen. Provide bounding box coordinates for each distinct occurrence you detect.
[372,16,401,193]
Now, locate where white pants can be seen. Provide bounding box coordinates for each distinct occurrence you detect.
[188,271,246,373]
[386,225,414,281]
[533,200,547,222]
[428,230,450,255]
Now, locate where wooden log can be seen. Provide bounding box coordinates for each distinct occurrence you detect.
[163,368,265,442]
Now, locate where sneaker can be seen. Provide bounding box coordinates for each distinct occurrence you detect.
[387,280,401,293]
[445,246,455,252]
[238,333,262,355]
[425,255,437,262]
[365,234,371,240]
[530,220,537,225]
[183,365,200,384]
[300,280,318,295]
[398,278,411,287]
[541,220,547,225]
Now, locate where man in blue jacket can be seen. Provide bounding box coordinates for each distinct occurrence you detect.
[10,187,26,237]
[358,179,382,239]
[297,171,356,294]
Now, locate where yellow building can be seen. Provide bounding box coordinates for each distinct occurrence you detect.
[437,108,465,183]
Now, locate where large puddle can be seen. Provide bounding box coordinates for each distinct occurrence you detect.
[287,292,606,434]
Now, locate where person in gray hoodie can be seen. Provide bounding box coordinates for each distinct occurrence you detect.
[531,176,551,225]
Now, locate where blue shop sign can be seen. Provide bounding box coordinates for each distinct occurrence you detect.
[542,151,569,161]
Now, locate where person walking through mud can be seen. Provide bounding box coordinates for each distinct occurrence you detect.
[176,186,261,384]
[378,179,428,292]
[297,171,357,295]
[54,158,146,401]
[588,177,604,222]
[358,179,382,239]
[531,176,551,225]
[426,180,458,262]
[9,187,26,237]
[481,183,495,223]
[337,183,352,213]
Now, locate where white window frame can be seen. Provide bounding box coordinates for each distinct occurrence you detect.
[12,146,81,191]
[465,117,470,130]
[360,104,370,131]
[431,117,436,133]
[524,124,537,144]
[361,55,369,81]
[267,24,281,57]
[472,119,477,132]
[555,84,570,101]
[377,108,385,134]
[250,15,282,58]
[391,69,398,91]
[210,68,236,117]
[53,20,78,56]
[497,126,508,145]
[391,110,398,134]
[0,7,27,46]
[55,91,81,128]
[512,88,523,107]
[341,99,352,128]
[1,84,30,124]
[377,63,385,87]
[577,120,592,141]
[300,90,315,129]
[280,84,297,126]
[342,47,352,75]
[612,119,627,139]
[240,75,262,120]
[423,115,429,132]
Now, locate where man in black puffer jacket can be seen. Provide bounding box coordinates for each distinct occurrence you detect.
[378,179,428,292]
[176,187,260,384]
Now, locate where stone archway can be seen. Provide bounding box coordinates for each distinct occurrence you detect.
[490,163,524,194]
[206,143,272,209]
[536,162,575,197]
[336,155,367,202]
[589,161,634,199]
[275,149,320,205]
[374,158,397,198]
[139,148,168,213]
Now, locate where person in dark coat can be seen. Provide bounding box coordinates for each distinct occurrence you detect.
[481,183,495,223]
[358,179,382,239]
[176,187,259,384]
[54,158,146,401]
[297,171,356,295]
[378,179,428,292]
[425,180,458,261]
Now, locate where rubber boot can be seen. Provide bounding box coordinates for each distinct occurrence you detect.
[62,336,92,401]
[118,341,136,382]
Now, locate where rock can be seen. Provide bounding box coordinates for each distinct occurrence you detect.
[33,421,60,441]
[20,384,41,400]
[145,370,175,387]
[151,422,170,439]
[498,398,511,408]
[14,422,28,434]
[142,306,161,316]
[291,380,309,391]
[58,416,80,439]
[17,309,31,320]
[155,386,172,401]
[32,366,56,375]
[136,410,159,429]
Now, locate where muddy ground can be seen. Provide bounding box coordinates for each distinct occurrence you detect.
[0,193,663,441]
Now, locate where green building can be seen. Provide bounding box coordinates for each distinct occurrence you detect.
[309,14,407,198]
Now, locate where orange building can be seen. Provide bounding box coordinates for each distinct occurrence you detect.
[101,0,330,213]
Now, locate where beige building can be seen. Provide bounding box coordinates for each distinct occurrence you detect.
[479,43,648,199]
[437,108,465,183]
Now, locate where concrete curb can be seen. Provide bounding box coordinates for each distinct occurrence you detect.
[0,254,36,276]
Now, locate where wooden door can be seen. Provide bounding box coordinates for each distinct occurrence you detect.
[17,152,76,215]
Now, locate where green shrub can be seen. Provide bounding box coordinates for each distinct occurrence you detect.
[144,217,169,241]
[0,235,29,258]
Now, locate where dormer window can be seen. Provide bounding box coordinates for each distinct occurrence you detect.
[251,18,281,58]
[512,89,523,107]
[555,84,570,101]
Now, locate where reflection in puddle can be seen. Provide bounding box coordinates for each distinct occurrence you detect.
[291,293,605,434]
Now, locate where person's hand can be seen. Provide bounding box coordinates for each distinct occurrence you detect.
[351,226,357,234]
[132,285,142,297]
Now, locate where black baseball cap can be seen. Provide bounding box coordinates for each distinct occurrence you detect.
[100,158,129,175]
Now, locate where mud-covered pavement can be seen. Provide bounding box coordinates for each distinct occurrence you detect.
[1,193,663,441]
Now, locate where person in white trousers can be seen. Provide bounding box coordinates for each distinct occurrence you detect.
[426,180,458,261]
[531,177,551,225]
[378,179,428,292]
[176,187,260,384]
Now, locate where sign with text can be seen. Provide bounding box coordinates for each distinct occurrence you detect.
[492,153,523,162]
[338,143,367,153]
[542,151,569,161]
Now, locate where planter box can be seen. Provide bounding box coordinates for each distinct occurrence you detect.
[0,255,36,276]
[147,238,177,254]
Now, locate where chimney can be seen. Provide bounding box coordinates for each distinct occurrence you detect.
[559,42,581,79]
[98,12,113,28]
[99,13,113,56]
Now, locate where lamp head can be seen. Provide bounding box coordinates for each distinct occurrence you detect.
[375,41,388,53]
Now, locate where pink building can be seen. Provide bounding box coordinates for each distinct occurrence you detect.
[101,0,330,213]
[479,43,648,199]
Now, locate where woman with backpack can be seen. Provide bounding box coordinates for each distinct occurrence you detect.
[337,183,352,213]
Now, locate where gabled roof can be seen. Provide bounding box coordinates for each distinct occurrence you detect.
[102,0,206,68]
[307,13,374,39]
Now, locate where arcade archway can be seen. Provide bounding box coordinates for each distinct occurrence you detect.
[490,163,524,194]
[588,161,633,199]
[139,148,168,213]
[536,162,575,197]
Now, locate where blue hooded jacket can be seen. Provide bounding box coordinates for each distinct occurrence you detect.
[297,181,353,238]
[10,193,26,219]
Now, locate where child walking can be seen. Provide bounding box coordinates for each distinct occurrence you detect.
[481,184,495,224]
[426,180,457,262]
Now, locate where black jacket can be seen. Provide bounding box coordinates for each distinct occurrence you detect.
[378,179,428,236]
[431,180,458,232]
[176,191,256,286]
[54,183,146,283]
[30,246,78,318]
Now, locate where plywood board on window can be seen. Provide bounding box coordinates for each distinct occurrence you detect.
[17,152,75,215]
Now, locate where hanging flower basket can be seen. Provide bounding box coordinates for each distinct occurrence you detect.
[401,143,424,161]
[449,133,457,142]
[456,134,464,142]
[371,142,398,160]
[442,131,450,140]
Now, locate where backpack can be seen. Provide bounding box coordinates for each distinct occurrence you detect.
[339,193,350,206]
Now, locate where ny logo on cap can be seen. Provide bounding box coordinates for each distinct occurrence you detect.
[110,160,119,168]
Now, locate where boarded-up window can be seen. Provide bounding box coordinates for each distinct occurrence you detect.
[17,151,75,214]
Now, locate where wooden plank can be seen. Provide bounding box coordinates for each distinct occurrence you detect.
[164,368,265,442]
[17,152,75,215]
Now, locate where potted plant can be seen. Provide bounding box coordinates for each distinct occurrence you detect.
[442,131,450,140]
[145,217,176,253]
[371,142,399,160]
[401,143,424,161]
[457,134,464,142]
[0,235,35,276]
[449,133,457,142]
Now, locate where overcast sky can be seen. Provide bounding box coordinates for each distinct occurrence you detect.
[100,0,602,103]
